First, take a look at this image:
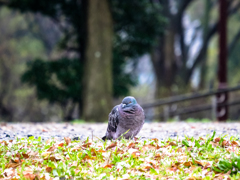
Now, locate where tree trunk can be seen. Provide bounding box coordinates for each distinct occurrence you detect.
[83,0,113,122]
[200,0,211,89]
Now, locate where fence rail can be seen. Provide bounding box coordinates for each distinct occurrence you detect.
[142,85,240,121]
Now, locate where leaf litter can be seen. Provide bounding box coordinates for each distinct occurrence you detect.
[0,131,240,179]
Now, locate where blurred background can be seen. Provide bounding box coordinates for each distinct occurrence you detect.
[0,0,240,122]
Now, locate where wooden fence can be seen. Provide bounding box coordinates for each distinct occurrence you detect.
[142,85,240,121]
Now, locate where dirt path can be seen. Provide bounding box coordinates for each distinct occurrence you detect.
[0,122,239,141]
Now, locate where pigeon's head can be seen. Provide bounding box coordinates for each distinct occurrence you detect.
[121,96,137,108]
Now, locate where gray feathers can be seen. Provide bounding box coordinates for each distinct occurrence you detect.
[102,96,145,140]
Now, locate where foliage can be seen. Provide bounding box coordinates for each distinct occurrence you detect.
[0,7,62,122]
[1,132,240,179]
[21,58,136,105]
[21,58,82,105]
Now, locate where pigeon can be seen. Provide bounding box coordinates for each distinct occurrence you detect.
[102,96,145,140]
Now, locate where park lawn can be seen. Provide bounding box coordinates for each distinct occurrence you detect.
[0,132,240,180]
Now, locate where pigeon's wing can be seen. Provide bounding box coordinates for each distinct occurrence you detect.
[107,105,119,132]
[102,105,119,140]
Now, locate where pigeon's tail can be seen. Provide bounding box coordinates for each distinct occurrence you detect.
[102,136,107,141]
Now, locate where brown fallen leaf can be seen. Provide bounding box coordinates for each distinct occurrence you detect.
[195,160,207,166]
[58,143,64,147]
[47,146,57,152]
[222,140,229,147]
[231,141,239,146]
[170,142,178,146]
[22,153,29,159]
[210,141,218,147]
[23,173,36,180]
[64,137,71,146]
[82,142,92,148]
[166,167,178,172]
[189,165,198,171]
[128,142,135,149]
[203,162,211,169]
[183,161,192,167]
[11,157,20,163]
[144,165,152,171]
[15,152,21,158]
[82,155,95,160]
[142,145,157,152]
[215,137,221,142]
[154,153,161,159]
[46,167,52,172]
[106,141,117,150]
[98,149,106,153]
[177,148,184,152]
[6,162,20,168]
[104,164,112,168]
[0,141,8,146]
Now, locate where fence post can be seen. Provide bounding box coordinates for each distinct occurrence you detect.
[217,0,228,121]
[163,105,170,122]
[211,96,217,120]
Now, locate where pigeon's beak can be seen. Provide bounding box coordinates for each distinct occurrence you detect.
[122,103,126,108]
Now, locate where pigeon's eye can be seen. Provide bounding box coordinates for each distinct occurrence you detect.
[129,101,131,104]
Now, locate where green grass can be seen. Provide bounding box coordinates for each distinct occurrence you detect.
[0,132,240,179]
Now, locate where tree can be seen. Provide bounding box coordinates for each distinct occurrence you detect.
[152,0,240,98]
[83,0,113,121]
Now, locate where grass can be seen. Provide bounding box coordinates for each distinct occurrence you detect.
[0,131,240,179]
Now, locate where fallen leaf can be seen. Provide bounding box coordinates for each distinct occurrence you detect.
[142,145,157,152]
[11,158,20,163]
[177,148,183,152]
[214,137,220,142]
[47,146,57,151]
[104,164,112,168]
[210,141,218,147]
[82,142,92,148]
[23,173,36,180]
[46,167,52,172]
[166,167,178,172]
[0,141,8,146]
[22,153,29,159]
[154,153,161,159]
[222,140,229,147]
[106,142,117,150]
[169,142,177,146]
[189,165,198,171]
[183,161,192,167]
[195,160,207,166]
[42,152,51,159]
[58,143,64,147]
[231,141,238,146]
[6,162,20,168]
[127,142,135,148]
[203,162,211,169]
[64,137,71,145]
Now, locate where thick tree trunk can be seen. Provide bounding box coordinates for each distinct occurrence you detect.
[83,0,113,122]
